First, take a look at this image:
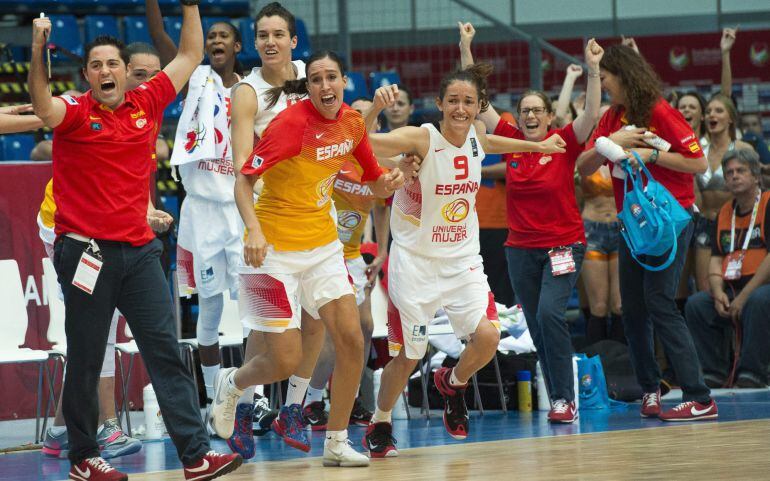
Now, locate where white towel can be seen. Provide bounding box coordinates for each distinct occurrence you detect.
[171,65,232,166]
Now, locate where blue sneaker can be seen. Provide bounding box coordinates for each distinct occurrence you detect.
[42,427,68,458]
[271,404,310,452]
[226,403,255,459]
[97,418,142,459]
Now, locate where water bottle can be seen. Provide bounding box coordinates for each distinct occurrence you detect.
[143,384,167,440]
[535,361,550,411]
[516,370,532,412]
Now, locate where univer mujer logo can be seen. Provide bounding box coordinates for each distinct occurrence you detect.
[442,198,470,223]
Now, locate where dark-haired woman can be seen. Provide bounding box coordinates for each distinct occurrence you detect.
[361,63,566,456]
[210,50,404,468]
[460,23,603,423]
[145,0,244,438]
[577,44,717,421]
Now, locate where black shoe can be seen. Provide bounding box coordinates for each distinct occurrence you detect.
[362,422,398,458]
[349,397,373,426]
[252,395,278,436]
[702,373,726,389]
[735,372,767,389]
[434,367,469,440]
[302,401,328,431]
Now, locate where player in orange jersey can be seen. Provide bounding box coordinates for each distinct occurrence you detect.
[210,50,403,467]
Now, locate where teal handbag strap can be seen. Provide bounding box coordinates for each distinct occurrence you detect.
[627,222,679,271]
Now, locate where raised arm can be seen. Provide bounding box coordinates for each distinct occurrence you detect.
[231,84,258,172]
[161,1,204,94]
[145,0,179,67]
[476,120,566,155]
[720,27,736,97]
[28,16,66,128]
[457,21,500,132]
[571,39,604,143]
[368,85,430,158]
[555,64,582,127]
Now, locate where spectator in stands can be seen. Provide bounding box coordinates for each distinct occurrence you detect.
[677,92,707,140]
[29,4,242,480]
[577,44,717,422]
[740,112,770,167]
[686,149,770,389]
[381,83,413,132]
[694,94,756,293]
[460,22,603,423]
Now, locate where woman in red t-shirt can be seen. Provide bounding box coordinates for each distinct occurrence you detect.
[576,44,717,421]
[459,23,604,424]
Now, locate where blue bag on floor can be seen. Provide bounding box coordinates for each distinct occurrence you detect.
[576,353,610,410]
[618,151,691,271]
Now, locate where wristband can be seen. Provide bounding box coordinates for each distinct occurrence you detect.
[648,149,659,165]
[180,0,200,5]
[587,70,600,78]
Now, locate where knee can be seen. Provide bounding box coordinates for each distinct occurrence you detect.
[359,313,374,338]
[272,353,302,380]
[389,351,419,375]
[472,321,500,354]
[332,328,364,359]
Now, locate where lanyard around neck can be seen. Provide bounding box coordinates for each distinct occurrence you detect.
[730,190,761,253]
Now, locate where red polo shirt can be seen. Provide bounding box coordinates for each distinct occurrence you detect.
[586,98,703,212]
[495,120,586,249]
[52,72,176,245]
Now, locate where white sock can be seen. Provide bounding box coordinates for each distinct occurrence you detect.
[371,407,392,424]
[50,425,66,436]
[325,429,347,443]
[228,370,245,395]
[202,364,220,401]
[305,386,325,406]
[449,368,466,387]
[238,385,255,405]
[285,375,310,406]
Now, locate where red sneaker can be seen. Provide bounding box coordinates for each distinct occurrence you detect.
[433,367,469,440]
[184,451,243,481]
[640,390,661,418]
[659,400,718,422]
[69,457,127,481]
[547,399,578,424]
[362,422,398,458]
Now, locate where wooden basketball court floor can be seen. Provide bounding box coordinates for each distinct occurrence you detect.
[2,389,769,480]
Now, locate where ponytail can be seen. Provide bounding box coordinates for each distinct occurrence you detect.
[265,78,307,110]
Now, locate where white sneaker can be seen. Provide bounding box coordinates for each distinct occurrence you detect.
[209,367,243,439]
[323,436,370,467]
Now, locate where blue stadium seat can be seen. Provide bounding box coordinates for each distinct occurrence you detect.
[49,15,84,60]
[163,17,183,46]
[84,15,120,43]
[164,97,184,120]
[369,71,401,95]
[123,16,152,45]
[292,18,311,62]
[238,17,260,65]
[0,134,36,161]
[343,72,368,105]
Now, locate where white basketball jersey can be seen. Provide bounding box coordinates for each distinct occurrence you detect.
[178,69,241,203]
[391,123,484,259]
[238,60,306,138]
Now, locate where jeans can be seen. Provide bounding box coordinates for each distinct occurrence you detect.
[506,243,585,401]
[685,286,770,383]
[54,236,209,465]
[617,220,711,402]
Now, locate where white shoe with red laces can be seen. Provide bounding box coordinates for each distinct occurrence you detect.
[659,400,718,422]
[69,457,127,481]
[183,451,243,481]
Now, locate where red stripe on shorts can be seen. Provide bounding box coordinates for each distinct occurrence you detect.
[486,291,498,321]
[241,273,293,319]
[176,245,196,288]
[387,297,404,348]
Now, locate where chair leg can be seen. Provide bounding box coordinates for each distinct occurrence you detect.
[401,390,411,420]
[35,362,44,444]
[471,372,484,415]
[492,354,507,413]
[418,357,430,420]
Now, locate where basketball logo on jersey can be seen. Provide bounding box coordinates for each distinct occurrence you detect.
[442,199,470,223]
[315,173,337,207]
[338,210,362,230]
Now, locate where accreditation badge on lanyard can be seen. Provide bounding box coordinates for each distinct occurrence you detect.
[723,192,760,281]
[72,239,103,295]
[549,246,576,276]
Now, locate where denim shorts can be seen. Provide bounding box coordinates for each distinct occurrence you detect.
[692,213,715,249]
[584,220,620,259]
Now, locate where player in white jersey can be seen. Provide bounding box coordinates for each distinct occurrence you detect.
[146,0,250,454]
[227,2,325,456]
[361,65,566,457]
